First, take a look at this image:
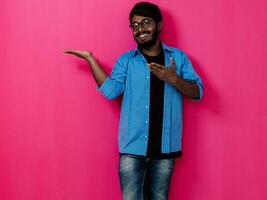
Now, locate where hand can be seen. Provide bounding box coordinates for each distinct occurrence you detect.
[147,57,178,84]
[63,49,93,60]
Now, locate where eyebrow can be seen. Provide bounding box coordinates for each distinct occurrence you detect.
[131,18,151,24]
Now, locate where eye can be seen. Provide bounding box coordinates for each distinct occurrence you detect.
[131,23,139,30]
[142,19,151,27]
[134,23,139,29]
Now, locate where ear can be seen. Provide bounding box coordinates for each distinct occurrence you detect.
[157,22,162,32]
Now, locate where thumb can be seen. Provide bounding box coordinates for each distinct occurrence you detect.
[170,57,176,68]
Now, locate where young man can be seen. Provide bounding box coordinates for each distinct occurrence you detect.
[64,2,203,200]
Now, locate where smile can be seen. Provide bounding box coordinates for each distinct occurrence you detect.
[138,33,149,38]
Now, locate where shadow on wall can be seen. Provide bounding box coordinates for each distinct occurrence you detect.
[190,56,221,114]
[161,8,223,200]
[161,8,179,47]
[162,8,221,115]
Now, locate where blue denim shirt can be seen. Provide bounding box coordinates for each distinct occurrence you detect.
[97,42,203,156]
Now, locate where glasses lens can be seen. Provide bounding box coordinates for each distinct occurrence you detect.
[130,19,153,31]
[142,19,151,28]
[130,23,139,31]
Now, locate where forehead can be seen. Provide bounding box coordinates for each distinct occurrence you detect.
[131,15,153,23]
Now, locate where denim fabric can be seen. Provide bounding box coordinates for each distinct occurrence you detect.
[118,154,175,200]
[97,42,203,156]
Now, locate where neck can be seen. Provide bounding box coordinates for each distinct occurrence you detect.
[140,39,162,56]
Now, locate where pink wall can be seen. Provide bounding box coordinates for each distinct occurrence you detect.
[1,0,266,199]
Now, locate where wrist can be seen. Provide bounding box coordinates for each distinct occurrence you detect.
[171,74,180,85]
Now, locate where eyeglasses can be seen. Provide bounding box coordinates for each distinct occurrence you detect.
[129,18,154,31]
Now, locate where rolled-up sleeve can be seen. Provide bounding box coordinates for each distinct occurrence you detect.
[97,54,128,99]
[180,52,203,101]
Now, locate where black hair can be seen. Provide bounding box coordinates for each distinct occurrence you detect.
[129,2,162,24]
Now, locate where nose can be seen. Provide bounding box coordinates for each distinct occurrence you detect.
[136,25,146,33]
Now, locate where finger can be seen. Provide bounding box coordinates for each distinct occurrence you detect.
[150,68,166,81]
[63,49,74,52]
[63,50,77,54]
[170,57,176,67]
[150,62,165,70]
[150,68,162,79]
[148,63,163,74]
[152,70,166,81]
[63,50,83,57]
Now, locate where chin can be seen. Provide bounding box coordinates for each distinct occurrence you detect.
[134,31,159,49]
[138,39,152,45]
[137,39,157,49]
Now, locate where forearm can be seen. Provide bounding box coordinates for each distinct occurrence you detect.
[171,75,199,99]
[86,55,107,87]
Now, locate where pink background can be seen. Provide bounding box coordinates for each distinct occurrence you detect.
[1,0,267,199]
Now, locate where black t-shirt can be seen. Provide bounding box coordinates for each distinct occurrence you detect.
[120,44,182,160]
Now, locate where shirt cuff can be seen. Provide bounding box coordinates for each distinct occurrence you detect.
[96,76,114,97]
[193,82,203,101]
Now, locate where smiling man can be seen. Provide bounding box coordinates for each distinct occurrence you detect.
[64,2,203,200]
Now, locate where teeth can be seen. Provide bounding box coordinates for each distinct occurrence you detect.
[139,34,149,38]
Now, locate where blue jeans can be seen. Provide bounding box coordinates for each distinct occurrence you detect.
[118,154,176,200]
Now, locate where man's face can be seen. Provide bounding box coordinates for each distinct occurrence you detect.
[130,15,162,49]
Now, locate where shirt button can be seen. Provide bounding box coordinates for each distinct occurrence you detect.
[145,106,148,109]
[146,76,149,79]
[145,135,147,138]
[145,120,148,124]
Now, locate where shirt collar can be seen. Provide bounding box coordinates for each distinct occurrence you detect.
[133,41,173,57]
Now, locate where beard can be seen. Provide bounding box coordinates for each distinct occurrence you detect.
[134,27,159,49]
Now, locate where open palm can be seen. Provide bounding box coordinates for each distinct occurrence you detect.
[63,49,92,60]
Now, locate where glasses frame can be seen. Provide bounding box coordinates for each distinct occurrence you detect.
[129,18,155,31]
